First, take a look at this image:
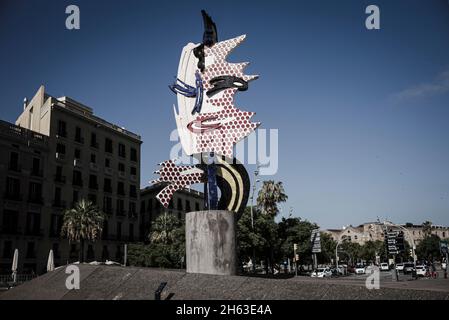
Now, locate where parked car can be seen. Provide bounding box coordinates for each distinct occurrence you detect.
[415,265,427,277]
[403,262,415,274]
[310,268,332,278]
[355,264,366,274]
[380,263,389,271]
[396,263,404,272]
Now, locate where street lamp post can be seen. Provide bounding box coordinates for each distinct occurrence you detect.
[249,166,259,273]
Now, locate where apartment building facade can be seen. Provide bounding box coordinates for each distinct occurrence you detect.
[324,222,449,246]
[0,85,142,274]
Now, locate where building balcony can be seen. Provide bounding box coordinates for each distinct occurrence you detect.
[89,162,98,171]
[105,167,112,176]
[3,192,22,201]
[130,192,137,199]
[56,152,65,160]
[54,175,66,183]
[118,171,126,179]
[130,175,137,182]
[28,195,43,204]
[8,163,21,172]
[52,200,66,208]
[56,131,67,139]
[128,212,138,220]
[73,158,82,167]
[103,207,113,215]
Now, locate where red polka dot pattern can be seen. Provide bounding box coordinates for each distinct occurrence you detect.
[150,160,205,208]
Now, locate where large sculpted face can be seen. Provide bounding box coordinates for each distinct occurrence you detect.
[173,35,260,158]
[152,11,259,214]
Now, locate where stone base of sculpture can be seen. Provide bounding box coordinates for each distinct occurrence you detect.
[186,210,237,276]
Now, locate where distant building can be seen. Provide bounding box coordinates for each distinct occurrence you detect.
[140,183,204,239]
[324,222,449,245]
[0,85,142,274]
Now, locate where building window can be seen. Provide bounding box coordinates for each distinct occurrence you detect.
[26,242,36,258]
[88,194,97,205]
[117,222,122,240]
[2,241,13,258]
[56,143,66,155]
[104,178,112,193]
[129,223,134,241]
[115,245,122,261]
[102,221,109,240]
[91,132,98,148]
[87,245,95,261]
[31,158,41,176]
[118,143,126,158]
[102,246,109,261]
[8,151,19,171]
[74,148,81,160]
[140,201,146,213]
[28,182,42,203]
[178,212,182,220]
[105,138,113,153]
[26,212,41,235]
[54,187,62,206]
[75,126,83,143]
[195,202,200,211]
[130,166,137,176]
[89,175,98,190]
[130,147,137,162]
[52,243,60,259]
[103,196,113,214]
[2,210,19,234]
[129,185,137,198]
[5,177,21,200]
[73,190,79,204]
[90,153,96,164]
[177,199,183,211]
[129,202,136,215]
[117,199,125,216]
[72,170,83,186]
[117,182,125,196]
[118,163,125,172]
[50,214,63,237]
[57,120,67,137]
[185,200,191,212]
[105,158,111,168]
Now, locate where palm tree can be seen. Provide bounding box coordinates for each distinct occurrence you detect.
[422,221,432,238]
[256,180,288,218]
[61,199,106,263]
[149,211,181,245]
[256,180,288,273]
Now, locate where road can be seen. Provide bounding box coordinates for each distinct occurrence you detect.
[298,269,449,293]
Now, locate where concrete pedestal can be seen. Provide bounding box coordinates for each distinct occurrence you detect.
[186,210,237,276]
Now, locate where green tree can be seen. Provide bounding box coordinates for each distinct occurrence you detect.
[416,234,441,261]
[256,181,288,217]
[128,213,185,269]
[61,199,106,263]
[317,232,337,264]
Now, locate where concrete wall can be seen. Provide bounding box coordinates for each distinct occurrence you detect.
[186,210,236,276]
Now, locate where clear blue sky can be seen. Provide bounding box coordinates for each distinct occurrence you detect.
[1,0,449,229]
